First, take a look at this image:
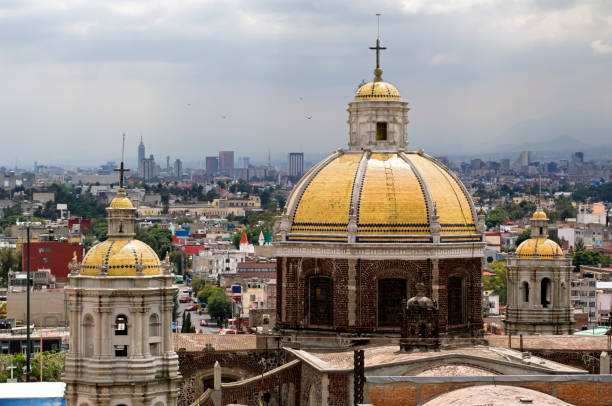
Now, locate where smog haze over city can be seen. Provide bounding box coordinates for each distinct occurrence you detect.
[1,0,612,167]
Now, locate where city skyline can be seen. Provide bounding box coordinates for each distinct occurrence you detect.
[0,1,611,165]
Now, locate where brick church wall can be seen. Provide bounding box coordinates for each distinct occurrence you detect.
[277,256,483,333]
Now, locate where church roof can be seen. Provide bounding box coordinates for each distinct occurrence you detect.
[354,81,401,101]
[284,151,478,243]
[515,237,563,258]
[109,195,134,209]
[81,239,162,276]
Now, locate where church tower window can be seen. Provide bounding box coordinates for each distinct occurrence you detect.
[376,122,387,141]
[115,315,128,335]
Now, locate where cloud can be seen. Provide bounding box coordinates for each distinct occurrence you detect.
[591,39,612,54]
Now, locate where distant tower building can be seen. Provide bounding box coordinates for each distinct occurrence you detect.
[218,151,234,175]
[501,158,510,171]
[64,156,180,405]
[141,155,157,180]
[571,152,584,164]
[173,159,183,178]
[137,137,145,175]
[166,155,170,171]
[504,206,574,335]
[205,156,219,174]
[288,152,304,178]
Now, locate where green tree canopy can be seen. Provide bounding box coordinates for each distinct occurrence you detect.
[483,259,507,305]
[208,290,232,324]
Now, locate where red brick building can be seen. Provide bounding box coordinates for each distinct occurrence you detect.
[22,241,83,282]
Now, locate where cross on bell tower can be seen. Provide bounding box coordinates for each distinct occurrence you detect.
[369,13,386,82]
[114,134,130,189]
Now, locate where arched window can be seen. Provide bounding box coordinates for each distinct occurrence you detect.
[115,315,128,335]
[522,281,530,303]
[447,276,466,326]
[378,278,407,327]
[308,276,333,326]
[149,313,160,337]
[541,278,551,308]
[82,314,94,357]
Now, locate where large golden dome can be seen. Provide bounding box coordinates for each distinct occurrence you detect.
[81,239,162,276]
[355,81,401,101]
[284,151,478,244]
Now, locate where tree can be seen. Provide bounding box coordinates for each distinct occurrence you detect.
[172,291,179,323]
[91,218,107,242]
[485,207,507,229]
[572,249,601,272]
[483,259,507,305]
[181,311,194,333]
[549,196,577,221]
[169,251,191,275]
[197,285,222,304]
[0,247,20,287]
[191,276,206,295]
[207,290,232,325]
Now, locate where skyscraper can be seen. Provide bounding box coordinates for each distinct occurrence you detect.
[218,151,234,175]
[205,156,218,174]
[137,137,145,175]
[288,152,304,178]
[173,159,183,178]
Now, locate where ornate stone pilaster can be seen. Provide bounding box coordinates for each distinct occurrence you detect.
[68,303,80,355]
[161,303,174,354]
[431,259,439,303]
[95,305,113,357]
[129,305,144,357]
[347,258,358,326]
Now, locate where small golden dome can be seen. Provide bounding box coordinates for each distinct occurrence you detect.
[532,210,547,219]
[516,237,563,258]
[355,81,401,101]
[81,239,162,276]
[110,195,134,209]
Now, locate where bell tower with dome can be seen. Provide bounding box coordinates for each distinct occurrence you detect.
[274,39,486,342]
[505,203,574,335]
[64,142,180,406]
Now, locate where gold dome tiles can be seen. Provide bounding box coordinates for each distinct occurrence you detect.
[109,196,134,209]
[286,151,479,243]
[81,239,162,276]
[516,237,563,258]
[291,153,361,234]
[354,81,402,101]
[357,153,428,234]
[409,154,476,235]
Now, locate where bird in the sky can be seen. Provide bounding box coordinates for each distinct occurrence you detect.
[221,115,227,119]
[306,116,312,120]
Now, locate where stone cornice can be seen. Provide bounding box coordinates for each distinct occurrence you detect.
[275,241,485,259]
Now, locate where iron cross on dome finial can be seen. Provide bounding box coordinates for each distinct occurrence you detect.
[114,133,130,189]
[369,13,386,81]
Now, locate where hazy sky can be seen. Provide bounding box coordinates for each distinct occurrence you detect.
[1,0,611,167]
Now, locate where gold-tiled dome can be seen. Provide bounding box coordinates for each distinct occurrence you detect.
[532,210,547,219]
[285,152,477,243]
[516,238,563,258]
[81,239,162,276]
[109,196,134,209]
[355,81,401,101]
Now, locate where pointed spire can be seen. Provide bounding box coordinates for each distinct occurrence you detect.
[114,134,131,190]
[240,230,248,246]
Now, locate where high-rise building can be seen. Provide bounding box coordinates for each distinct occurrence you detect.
[501,159,510,171]
[218,151,234,175]
[173,158,183,178]
[236,156,250,169]
[141,154,157,180]
[288,152,304,178]
[205,156,219,174]
[572,152,584,164]
[137,137,145,174]
[166,155,170,171]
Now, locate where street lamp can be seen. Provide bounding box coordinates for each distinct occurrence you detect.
[26,222,31,376]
